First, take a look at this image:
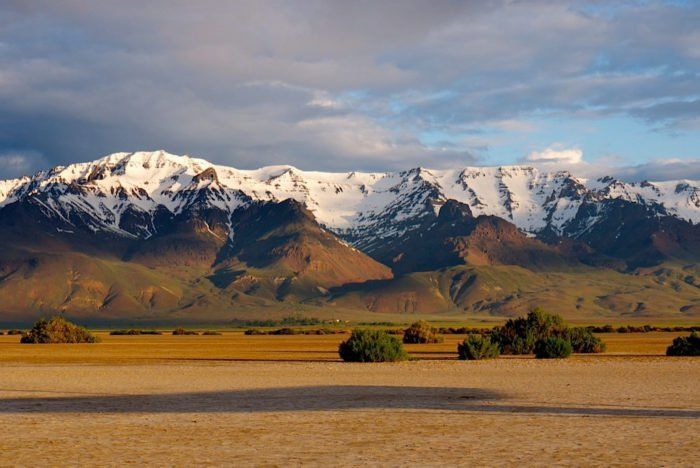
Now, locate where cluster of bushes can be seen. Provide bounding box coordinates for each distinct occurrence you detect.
[357,321,401,327]
[20,316,99,344]
[338,329,408,362]
[109,329,163,335]
[2,329,23,335]
[172,328,199,335]
[244,327,348,336]
[439,326,492,335]
[666,331,700,356]
[403,320,444,344]
[488,308,606,358]
[587,324,699,333]
[231,314,329,327]
[202,331,222,336]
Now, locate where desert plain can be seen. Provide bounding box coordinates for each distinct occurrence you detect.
[0,331,698,466]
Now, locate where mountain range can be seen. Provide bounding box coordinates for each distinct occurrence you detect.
[1,150,700,323]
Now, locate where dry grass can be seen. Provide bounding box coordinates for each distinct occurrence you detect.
[0,331,687,364]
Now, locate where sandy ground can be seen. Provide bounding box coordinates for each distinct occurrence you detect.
[1,354,698,466]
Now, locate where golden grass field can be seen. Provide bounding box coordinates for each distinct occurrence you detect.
[1,331,698,465]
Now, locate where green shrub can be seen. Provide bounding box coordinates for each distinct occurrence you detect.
[338,329,408,362]
[172,328,198,335]
[490,308,566,354]
[565,327,606,353]
[666,331,700,356]
[402,320,443,344]
[20,316,99,344]
[457,334,500,360]
[534,336,572,359]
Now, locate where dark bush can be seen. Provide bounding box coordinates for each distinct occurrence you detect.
[109,329,162,335]
[534,336,572,359]
[589,324,615,333]
[457,334,500,360]
[6,329,23,335]
[202,331,222,335]
[490,308,567,354]
[338,329,408,362]
[269,327,301,335]
[172,328,198,335]
[244,328,266,335]
[110,329,141,335]
[402,320,443,344]
[666,331,700,356]
[565,327,606,353]
[230,314,323,327]
[20,316,99,344]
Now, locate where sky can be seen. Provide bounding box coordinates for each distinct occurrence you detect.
[1,0,699,180]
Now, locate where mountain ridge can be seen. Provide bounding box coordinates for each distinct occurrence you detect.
[3,150,700,247]
[2,150,700,322]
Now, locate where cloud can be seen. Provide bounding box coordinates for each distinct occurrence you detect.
[608,159,700,183]
[0,1,698,173]
[0,151,48,179]
[523,146,584,165]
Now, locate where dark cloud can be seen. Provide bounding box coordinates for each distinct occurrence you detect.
[0,1,698,178]
[608,159,700,182]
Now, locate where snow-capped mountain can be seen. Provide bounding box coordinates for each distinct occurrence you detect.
[3,150,700,321]
[2,150,700,250]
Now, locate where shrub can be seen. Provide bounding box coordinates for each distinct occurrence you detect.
[244,328,266,335]
[565,327,607,353]
[109,329,161,335]
[666,331,700,356]
[172,328,198,335]
[110,329,141,335]
[230,314,323,327]
[490,308,566,354]
[269,327,301,335]
[20,316,99,344]
[338,329,408,362]
[457,334,500,360]
[202,331,222,335]
[402,320,443,344]
[6,329,23,335]
[534,336,572,359]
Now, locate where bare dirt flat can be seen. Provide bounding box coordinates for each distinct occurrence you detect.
[0,332,698,466]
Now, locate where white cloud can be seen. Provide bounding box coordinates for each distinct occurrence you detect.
[523,146,584,165]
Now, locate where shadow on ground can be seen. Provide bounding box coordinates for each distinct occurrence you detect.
[0,385,698,418]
